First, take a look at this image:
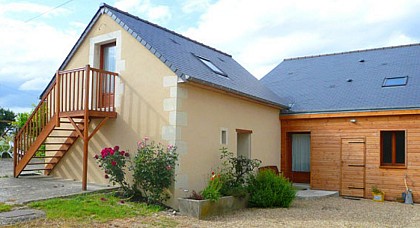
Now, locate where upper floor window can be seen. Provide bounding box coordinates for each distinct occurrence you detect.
[382,76,408,87]
[380,131,405,167]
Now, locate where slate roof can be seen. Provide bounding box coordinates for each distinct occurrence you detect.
[261,44,420,114]
[42,4,287,108]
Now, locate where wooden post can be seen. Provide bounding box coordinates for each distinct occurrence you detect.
[13,137,17,177]
[55,70,61,127]
[82,65,90,191]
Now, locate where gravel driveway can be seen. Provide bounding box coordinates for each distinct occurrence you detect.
[162,197,420,227]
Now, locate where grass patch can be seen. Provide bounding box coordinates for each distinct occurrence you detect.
[0,202,12,212]
[28,193,161,222]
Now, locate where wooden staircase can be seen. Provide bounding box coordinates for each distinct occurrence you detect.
[14,65,118,186]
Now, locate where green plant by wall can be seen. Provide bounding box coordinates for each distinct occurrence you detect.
[95,146,131,194]
[218,147,261,197]
[95,138,178,205]
[132,137,178,205]
[247,170,296,208]
[202,172,223,202]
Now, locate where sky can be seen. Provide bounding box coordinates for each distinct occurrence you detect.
[1,0,420,114]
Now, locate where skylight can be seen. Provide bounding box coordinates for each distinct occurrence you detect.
[197,56,227,76]
[382,76,408,87]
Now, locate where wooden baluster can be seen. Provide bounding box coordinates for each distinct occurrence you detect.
[55,71,60,127]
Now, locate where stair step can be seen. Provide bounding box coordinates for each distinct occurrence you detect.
[27,162,58,165]
[23,168,52,171]
[54,129,75,131]
[48,135,78,138]
[60,121,84,124]
[37,149,67,152]
[43,142,73,145]
[33,156,62,159]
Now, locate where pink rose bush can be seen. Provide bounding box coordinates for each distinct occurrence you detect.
[95,137,178,205]
[94,145,130,192]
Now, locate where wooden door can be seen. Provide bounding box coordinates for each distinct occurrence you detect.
[341,138,365,197]
[100,42,116,108]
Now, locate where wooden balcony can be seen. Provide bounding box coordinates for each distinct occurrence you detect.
[14,65,118,190]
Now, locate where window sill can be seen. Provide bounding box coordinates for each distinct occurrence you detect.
[379,165,407,169]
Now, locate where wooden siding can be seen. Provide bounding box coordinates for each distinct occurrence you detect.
[281,113,420,202]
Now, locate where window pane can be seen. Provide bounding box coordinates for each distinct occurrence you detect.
[395,131,405,164]
[383,76,408,87]
[381,132,392,164]
[292,134,311,172]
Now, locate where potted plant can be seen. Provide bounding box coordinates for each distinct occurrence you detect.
[371,185,385,202]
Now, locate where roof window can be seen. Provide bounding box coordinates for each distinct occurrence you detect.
[196,56,227,76]
[382,76,408,87]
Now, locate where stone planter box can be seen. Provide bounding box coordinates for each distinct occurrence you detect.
[178,196,248,219]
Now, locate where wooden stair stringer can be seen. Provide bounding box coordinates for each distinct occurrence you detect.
[44,120,85,175]
[14,118,57,177]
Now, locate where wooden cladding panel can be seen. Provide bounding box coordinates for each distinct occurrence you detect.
[281,114,420,202]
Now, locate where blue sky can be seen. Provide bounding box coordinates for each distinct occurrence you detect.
[1,0,420,114]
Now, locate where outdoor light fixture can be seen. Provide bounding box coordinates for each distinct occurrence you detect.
[350,119,357,123]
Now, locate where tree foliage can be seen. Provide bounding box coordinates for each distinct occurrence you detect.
[0,107,15,135]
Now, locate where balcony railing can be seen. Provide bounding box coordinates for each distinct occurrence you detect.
[14,65,118,167]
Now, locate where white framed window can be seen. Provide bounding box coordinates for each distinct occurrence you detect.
[221,128,228,145]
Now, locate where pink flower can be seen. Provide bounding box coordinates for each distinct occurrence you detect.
[144,136,149,141]
[120,200,125,204]
[111,160,117,166]
[114,146,120,151]
[100,197,107,201]
[94,154,99,159]
[104,174,109,179]
[120,151,125,156]
[166,165,172,171]
[125,152,130,157]
[137,141,144,149]
[110,148,115,156]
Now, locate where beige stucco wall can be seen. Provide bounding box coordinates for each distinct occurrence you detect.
[48,12,281,209]
[173,83,281,201]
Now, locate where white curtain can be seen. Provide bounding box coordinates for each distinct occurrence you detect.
[292,134,311,172]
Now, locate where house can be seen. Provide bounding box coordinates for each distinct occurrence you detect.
[261,44,420,202]
[13,4,286,208]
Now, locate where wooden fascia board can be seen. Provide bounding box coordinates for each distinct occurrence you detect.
[280,109,420,120]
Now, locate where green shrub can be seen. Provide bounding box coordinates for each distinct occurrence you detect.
[218,147,261,197]
[247,170,296,208]
[132,137,178,205]
[95,137,178,206]
[202,172,223,202]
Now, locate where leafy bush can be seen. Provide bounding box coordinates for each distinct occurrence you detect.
[247,170,296,208]
[202,172,223,202]
[95,137,178,205]
[95,146,131,193]
[219,147,261,197]
[132,137,178,205]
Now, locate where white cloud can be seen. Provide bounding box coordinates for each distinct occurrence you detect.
[114,0,172,23]
[184,0,420,78]
[181,0,212,13]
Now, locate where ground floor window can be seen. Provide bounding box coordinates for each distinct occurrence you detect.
[292,133,311,172]
[380,131,405,166]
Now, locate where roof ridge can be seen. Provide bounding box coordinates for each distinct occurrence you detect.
[284,43,420,61]
[101,3,232,58]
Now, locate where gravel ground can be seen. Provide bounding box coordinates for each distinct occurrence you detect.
[168,197,420,227]
[17,196,420,227]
